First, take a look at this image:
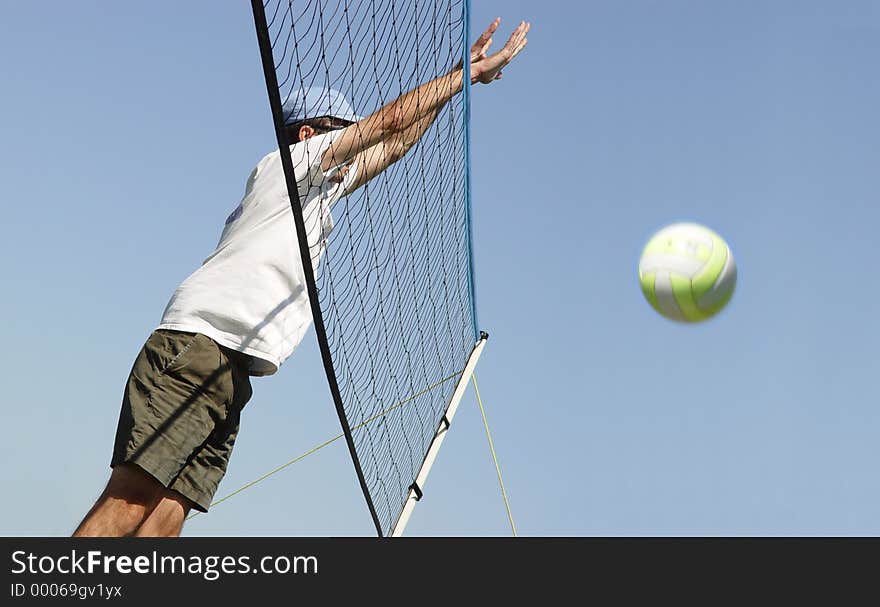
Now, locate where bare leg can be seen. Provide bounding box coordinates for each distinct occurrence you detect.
[73,464,164,537]
[135,492,192,537]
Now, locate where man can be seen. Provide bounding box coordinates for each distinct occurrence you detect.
[73,18,529,537]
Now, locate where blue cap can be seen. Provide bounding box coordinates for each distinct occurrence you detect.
[282,87,362,126]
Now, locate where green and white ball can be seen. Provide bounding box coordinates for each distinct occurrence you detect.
[638,222,737,323]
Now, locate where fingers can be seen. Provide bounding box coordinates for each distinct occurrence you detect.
[470,18,530,84]
[479,39,492,58]
[479,17,500,43]
[503,20,530,59]
[471,17,500,61]
[470,37,492,63]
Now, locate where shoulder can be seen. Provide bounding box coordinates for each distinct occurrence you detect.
[300,131,339,157]
[295,132,345,178]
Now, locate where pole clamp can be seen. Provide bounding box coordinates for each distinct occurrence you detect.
[409,482,424,501]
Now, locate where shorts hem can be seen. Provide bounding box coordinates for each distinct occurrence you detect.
[110,457,212,514]
[168,475,212,514]
[109,455,175,491]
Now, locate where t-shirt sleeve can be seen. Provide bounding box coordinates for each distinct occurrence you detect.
[289,130,357,200]
[297,131,348,183]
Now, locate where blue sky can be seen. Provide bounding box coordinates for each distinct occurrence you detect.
[1,1,878,536]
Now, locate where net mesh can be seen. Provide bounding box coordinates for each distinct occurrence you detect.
[254,0,476,535]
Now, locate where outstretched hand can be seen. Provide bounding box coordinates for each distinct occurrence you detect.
[468,18,500,64]
[470,19,530,85]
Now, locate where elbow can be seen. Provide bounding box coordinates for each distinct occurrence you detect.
[378,103,406,138]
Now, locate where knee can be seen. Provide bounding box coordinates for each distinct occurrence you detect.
[135,494,191,537]
[104,463,165,509]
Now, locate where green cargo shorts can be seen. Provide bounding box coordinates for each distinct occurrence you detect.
[111,329,253,512]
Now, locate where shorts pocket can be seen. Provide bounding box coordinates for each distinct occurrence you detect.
[147,330,200,378]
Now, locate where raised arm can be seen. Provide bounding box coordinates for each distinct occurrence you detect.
[320,70,460,173]
[321,18,530,174]
[332,105,444,194]
[325,18,530,190]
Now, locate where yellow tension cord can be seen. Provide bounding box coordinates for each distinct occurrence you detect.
[187,369,464,521]
[472,373,517,537]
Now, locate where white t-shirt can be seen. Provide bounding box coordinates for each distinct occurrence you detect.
[158,131,355,376]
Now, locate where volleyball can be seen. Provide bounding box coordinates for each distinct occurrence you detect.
[638,222,737,322]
